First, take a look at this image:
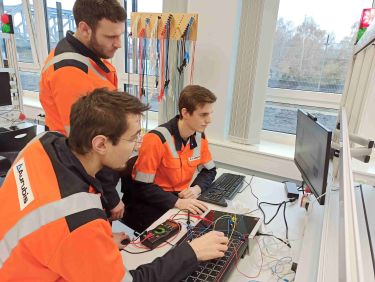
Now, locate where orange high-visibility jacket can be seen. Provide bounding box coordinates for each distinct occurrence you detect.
[133,116,216,192]
[0,132,129,282]
[40,31,117,136]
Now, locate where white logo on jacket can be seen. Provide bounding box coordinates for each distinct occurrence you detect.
[13,158,34,210]
[188,156,200,162]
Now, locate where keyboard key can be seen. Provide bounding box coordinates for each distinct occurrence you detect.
[214,265,221,271]
[191,271,199,277]
[210,270,219,276]
[217,259,226,266]
[203,268,211,275]
[207,263,215,269]
[198,173,245,206]
[206,275,215,282]
[198,274,207,280]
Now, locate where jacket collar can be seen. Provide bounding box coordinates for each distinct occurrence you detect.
[54,135,103,194]
[169,115,197,151]
[65,31,110,73]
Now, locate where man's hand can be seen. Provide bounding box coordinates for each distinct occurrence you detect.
[175,198,207,214]
[189,231,229,261]
[109,201,125,221]
[178,185,202,199]
[112,232,129,250]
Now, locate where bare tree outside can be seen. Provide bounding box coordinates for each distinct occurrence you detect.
[268,17,357,94]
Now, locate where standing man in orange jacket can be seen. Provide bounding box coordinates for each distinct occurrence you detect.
[0,88,229,281]
[123,85,217,232]
[40,0,125,219]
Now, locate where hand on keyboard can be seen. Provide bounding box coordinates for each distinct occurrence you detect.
[175,198,207,214]
[189,231,229,261]
[178,185,201,199]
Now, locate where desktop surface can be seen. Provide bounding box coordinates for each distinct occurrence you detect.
[118,169,307,281]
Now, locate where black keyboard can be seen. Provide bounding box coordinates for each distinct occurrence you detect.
[198,173,245,207]
[177,210,260,282]
[182,236,246,282]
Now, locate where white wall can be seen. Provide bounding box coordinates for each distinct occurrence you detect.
[187,0,241,141]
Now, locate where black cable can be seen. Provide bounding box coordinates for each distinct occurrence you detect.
[283,201,289,242]
[256,232,291,248]
[164,240,175,247]
[259,201,284,225]
[237,176,254,194]
[171,209,189,219]
[258,199,296,243]
[121,248,153,254]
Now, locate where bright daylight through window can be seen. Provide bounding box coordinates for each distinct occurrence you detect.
[263,0,373,134]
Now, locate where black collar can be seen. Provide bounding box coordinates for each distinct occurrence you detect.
[170,115,197,151]
[65,31,110,73]
[55,136,103,194]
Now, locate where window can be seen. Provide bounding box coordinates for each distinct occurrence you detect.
[264,0,372,135]
[44,0,76,51]
[4,0,34,63]
[3,0,42,92]
[263,102,337,134]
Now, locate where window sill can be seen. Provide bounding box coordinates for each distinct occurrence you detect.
[209,135,375,185]
[23,95,42,109]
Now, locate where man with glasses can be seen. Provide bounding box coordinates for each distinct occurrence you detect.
[123,85,217,232]
[0,88,229,281]
[40,0,126,219]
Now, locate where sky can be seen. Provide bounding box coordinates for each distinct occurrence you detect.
[279,0,374,40]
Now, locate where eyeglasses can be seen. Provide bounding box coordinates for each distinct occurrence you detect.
[121,133,143,150]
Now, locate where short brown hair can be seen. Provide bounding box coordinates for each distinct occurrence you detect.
[73,0,126,31]
[68,88,149,154]
[178,85,217,117]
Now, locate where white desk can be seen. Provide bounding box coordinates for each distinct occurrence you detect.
[114,168,308,281]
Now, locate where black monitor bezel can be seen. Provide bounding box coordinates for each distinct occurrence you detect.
[294,109,332,205]
[0,71,12,107]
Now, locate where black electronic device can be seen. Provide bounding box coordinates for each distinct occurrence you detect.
[178,210,261,282]
[141,219,180,249]
[284,181,299,199]
[294,110,332,205]
[198,173,245,207]
[121,238,131,246]
[0,72,12,106]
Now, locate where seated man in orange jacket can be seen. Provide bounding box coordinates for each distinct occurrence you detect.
[0,88,228,281]
[123,85,217,232]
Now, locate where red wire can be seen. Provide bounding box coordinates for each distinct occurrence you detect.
[190,41,196,84]
[172,213,213,224]
[138,28,145,97]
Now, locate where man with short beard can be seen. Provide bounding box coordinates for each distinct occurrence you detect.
[40,0,126,221]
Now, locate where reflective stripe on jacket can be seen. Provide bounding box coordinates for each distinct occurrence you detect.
[40,32,117,136]
[133,125,215,192]
[0,132,129,282]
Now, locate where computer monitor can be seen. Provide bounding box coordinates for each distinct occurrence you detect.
[294,109,332,205]
[0,71,12,106]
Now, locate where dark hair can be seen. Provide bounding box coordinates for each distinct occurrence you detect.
[178,85,217,117]
[73,0,126,31]
[68,88,149,154]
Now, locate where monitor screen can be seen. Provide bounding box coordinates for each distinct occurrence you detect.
[0,72,12,106]
[294,109,332,205]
